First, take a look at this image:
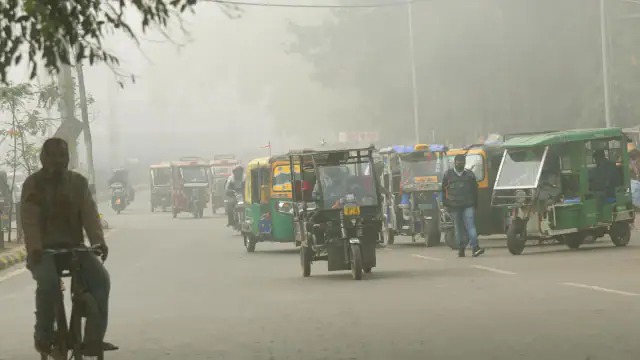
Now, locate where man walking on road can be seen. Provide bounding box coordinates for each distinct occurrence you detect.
[21,138,117,356]
[442,154,485,258]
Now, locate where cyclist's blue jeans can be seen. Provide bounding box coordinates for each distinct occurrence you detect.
[29,252,110,343]
[450,207,479,249]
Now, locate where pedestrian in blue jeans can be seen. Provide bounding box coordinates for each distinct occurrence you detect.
[441,154,485,257]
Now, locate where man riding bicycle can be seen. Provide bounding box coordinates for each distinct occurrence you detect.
[21,138,117,356]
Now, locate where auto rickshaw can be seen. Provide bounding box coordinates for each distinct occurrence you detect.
[379,144,449,247]
[289,147,382,280]
[491,128,634,255]
[170,157,211,218]
[443,144,506,248]
[149,162,172,212]
[210,155,239,214]
[241,157,271,251]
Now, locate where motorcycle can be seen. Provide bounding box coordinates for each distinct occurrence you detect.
[110,182,127,214]
[225,189,244,231]
[187,186,207,218]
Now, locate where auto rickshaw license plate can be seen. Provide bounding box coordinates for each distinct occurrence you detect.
[344,205,360,216]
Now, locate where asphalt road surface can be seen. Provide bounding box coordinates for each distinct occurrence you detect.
[1,191,639,359]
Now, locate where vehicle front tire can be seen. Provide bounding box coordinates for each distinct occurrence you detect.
[301,246,312,277]
[350,244,363,280]
[246,235,256,253]
[564,232,583,249]
[506,218,526,255]
[444,230,457,250]
[610,222,631,247]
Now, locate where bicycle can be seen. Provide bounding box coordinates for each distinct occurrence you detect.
[40,245,108,360]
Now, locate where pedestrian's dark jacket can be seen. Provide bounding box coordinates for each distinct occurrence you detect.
[441,168,478,209]
[20,170,105,253]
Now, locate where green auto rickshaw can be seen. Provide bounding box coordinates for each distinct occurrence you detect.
[492,128,634,255]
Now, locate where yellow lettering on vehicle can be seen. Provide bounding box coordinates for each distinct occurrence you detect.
[343,205,361,216]
[415,176,438,183]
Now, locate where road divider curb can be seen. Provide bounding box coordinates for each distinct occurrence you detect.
[0,246,27,272]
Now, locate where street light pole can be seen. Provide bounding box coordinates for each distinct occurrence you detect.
[407,2,420,143]
[600,0,613,127]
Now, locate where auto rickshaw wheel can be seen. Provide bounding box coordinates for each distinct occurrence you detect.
[198,207,204,218]
[506,218,526,255]
[610,222,631,247]
[364,267,372,274]
[564,232,583,249]
[383,228,395,245]
[350,244,363,280]
[151,202,155,212]
[172,207,177,218]
[426,220,441,247]
[444,230,457,250]
[212,205,217,215]
[301,246,312,277]
[246,235,256,253]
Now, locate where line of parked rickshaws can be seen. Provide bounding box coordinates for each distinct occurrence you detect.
[149,127,636,280]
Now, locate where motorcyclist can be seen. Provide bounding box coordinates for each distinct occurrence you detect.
[225,165,245,226]
[108,168,135,203]
[21,138,117,356]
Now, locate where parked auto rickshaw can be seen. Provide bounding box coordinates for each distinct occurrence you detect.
[289,147,382,280]
[379,144,449,247]
[149,162,172,212]
[492,128,634,255]
[210,155,239,214]
[443,144,506,248]
[170,157,211,218]
[241,157,270,250]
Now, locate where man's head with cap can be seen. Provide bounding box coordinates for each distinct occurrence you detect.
[454,154,466,172]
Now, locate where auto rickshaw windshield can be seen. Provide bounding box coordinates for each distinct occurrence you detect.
[181,166,209,183]
[495,147,547,189]
[316,163,377,209]
[153,168,172,186]
[399,152,446,183]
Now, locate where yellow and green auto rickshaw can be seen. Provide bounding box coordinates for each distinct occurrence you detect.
[242,157,273,252]
[242,155,307,252]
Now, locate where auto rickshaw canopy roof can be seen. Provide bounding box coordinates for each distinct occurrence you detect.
[150,162,171,169]
[247,157,271,170]
[502,128,625,149]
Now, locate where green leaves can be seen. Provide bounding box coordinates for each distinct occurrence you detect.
[0,0,211,84]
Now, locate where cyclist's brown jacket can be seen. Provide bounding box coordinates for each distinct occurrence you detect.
[20,170,105,254]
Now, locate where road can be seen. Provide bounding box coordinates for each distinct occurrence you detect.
[1,191,639,359]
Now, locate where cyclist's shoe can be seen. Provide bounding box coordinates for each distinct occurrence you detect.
[82,341,119,356]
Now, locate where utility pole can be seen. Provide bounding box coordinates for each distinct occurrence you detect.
[407,2,420,143]
[76,62,96,195]
[600,0,612,127]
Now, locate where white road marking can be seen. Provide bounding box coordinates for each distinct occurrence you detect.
[0,230,117,284]
[472,265,517,275]
[562,282,640,297]
[411,254,444,261]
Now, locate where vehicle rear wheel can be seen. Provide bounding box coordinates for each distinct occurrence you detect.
[198,208,204,218]
[426,221,441,247]
[246,235,256,253]
[444,230,457,250]
[301,246,312,277]
[506,218,526,255]
[610,222,631,247]
[350,244,363,280]
[383,228,395,245]
[564,232,583,249]
[116,209,121,215]
[364,267,372,274]
[172,207,177,218]
[151,203,155,212]
[212,206,217,215]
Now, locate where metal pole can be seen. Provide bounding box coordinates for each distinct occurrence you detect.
[408,2,420,143]
[600,0,612,127]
